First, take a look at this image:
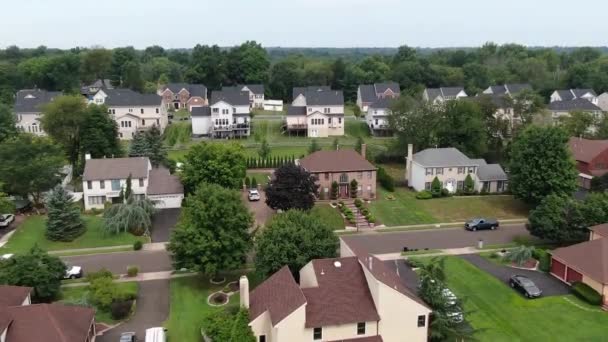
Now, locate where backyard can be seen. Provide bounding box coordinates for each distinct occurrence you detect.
[438,256,608,341]
[369,188,529,227]
[59,282,138,324]
[0,215,148,254]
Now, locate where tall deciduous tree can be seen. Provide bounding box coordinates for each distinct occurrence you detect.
[180,142,246,191]
[80,104,122,166]
[0,103,16,143]
[46,185,85,242]
[185,45,227,89]
[103,194,155,236]
[109,47,137,86]
[258,139,270,159]
[509,126,577,205]
[265,164,318,211]
[227,41,270,85]
[558,110,597,138]
[0,135,63,207]
[80,48,112,82]
[168,183,253,277]
[254,210,338,279]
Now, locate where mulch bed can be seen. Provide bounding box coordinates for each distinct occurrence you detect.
[208,292,228,306]
[508,258,538,270]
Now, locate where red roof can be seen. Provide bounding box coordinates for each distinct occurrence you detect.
[249,266,307,325]
[568,137,608,163]
[299,150,377,173]
[302,257,380,328]
[552,238,608,284]
[590,224,608,238]
[0,286,31,307]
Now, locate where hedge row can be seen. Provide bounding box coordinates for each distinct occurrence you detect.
[571,282,603,305]
[532,249,551,272]
[247,155,296,169]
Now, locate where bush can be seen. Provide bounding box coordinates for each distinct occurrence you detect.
[533,249,551,272]
[251,177,258,189]
[110,300,133,320]
[440,188,450,197]
[127,266,139,277]
[416,190,433,200]
[377,167,395,192]
[88,276,120,310]
[464,174,475,194]
[367,215,376,223]
[350,179,358,199]
[244,177,250,189]
[354,199,363,208]
[331,181,339,200]
[430,177,442,197]
[86,268,113,283]
[133,241,143,251]
[571,282,602,305]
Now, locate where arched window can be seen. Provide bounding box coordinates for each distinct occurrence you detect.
[339,173,348,183]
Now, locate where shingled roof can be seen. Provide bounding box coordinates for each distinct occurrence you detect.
[83,157,149,181]
[293,86,330,100]
[568,137,608,163]
[102,89,162,107]
[548,98,602,112]
[299,150,376,173]
[14,89,61,113]
[412,148,475,167]
[0,286,31,307]
[294,87,343,106]
[191,106,211,117]
[590,224,608,238]
[164,83,208,98]
[147,167,184,195]
[210,90,250,106]
[552,238,608,284]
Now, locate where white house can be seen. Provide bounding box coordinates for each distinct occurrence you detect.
[550,89,598,105]
[547,98,603,120]
[405,145,508,193]
[90,89,167,140]
[599,92,608,111]
[422,87,468,104]
[263,99,284,112]
[223,84,265,109]
[13,89,61,135]
[357,82,400,112]
[191,90,251,138]
[82,156,183,210]
[482,83,531,96]
[286,86,345,137]
[366,97,393,136]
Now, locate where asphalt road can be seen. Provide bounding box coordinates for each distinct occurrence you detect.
[342,224,533,255]
[62,250,172,275]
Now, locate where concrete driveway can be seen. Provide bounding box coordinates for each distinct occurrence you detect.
[151,208,181,242]
[242,189,274,228]
[342,224,533,255]
[459,254,569,297]
[98,279,170,342]
[62,250,172,275]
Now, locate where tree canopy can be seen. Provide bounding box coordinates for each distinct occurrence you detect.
[46,185,85,242]
[180,142,247,192]
[265,163,319,211]
[0,103,17,143]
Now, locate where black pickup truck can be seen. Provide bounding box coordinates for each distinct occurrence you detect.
[464,218,499,231]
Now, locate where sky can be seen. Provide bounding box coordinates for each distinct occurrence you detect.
[2,0,608,49]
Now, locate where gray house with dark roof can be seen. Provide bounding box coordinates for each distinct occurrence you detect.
[357,82,400,112]
[223,84,265,108]
[548,98,603,120]
[422,87,468,104]
[191,89,251,138]
[14,89,61,136]
[288,86,345,137]
[482,83,531,96]
[405,144,508,193]
[550,88,598,105]
[158,83,208,111]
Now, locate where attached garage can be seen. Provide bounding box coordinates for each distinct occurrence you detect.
[147,167,184,209]
[149,194,183,209]
[550,258,567,280]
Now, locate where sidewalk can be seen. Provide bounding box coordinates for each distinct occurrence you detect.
[335,218,528,235]
[374,246,517,261]
[62,271,196,288]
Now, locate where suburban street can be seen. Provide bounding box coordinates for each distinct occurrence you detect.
[62,250,172,275]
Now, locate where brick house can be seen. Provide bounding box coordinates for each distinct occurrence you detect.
[568,137,608,189]
[298,147,377,199]
[158,83,208,111]
[357,82,401,112]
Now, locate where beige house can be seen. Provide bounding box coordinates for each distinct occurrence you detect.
[14,89,61,136]
[243,252,431,342]
[286,86,345,137]
[357,82,400,112]
[422,87,468,104]
[298,148,377,199]
[405,144,508,193]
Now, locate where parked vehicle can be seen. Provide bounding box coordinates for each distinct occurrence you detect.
[248,189,261,201]
[119,332,136,342]
[64,265,83,279]
[509,275,542,298]
[0,214,15,228]
[465,218,499,231]
[145,327,167,342]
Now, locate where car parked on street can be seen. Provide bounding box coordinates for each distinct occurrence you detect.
[248,189,261,201]
[64,265,83,279]
[465,218,499,231]
[509,274,542,298]
[120,332,137,342]
[0,214,15,228]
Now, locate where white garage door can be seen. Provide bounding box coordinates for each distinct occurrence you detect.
[150,194,183,209]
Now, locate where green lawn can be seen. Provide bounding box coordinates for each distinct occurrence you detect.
[165,273,262,342]
[59,282,138,324]
[1,216,147,254]
[440,256,608,341]
[246,171,272,186]
[311,204,345,231]
[369,188,529,227]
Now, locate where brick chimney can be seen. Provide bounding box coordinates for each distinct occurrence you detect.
[361,144,367,159]
[239,275,249,309]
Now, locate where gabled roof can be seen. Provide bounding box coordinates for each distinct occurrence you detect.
[425,87,466,101]
[374,82,400,95]
[477,164,508,181]
[0,286,31,307]
[293,86,330,100]
[552,238,608,284]
[553,89,595,101]
[83,157,149,181]
[102,89,162,107]
[548,98,602,112]
[164,83,208,98]
[210,90,250,106]
[4,303,95,342]
[369,97,394,110]
[305,90,344,106]
[240,84,264,95]
[412,148,475,167]
[590,224,608,238]
[286,105,307,116]
[359,85,377,103]
[302,257,380,328]
[147,167,184,195]
[568,137,608,163]
[299,150,376,173]
[249,266,307,325]
[486,83,531,95]
[14,89,61,113]
[572,88,597,98]
[191,106,211,117]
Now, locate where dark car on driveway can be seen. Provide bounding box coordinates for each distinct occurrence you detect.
[465,218,499,231]
[510,275,542,298]
[119,332,136,342]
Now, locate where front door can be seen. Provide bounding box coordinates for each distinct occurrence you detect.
[340,185,349,198]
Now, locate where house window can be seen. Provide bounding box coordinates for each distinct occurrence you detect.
[425,168,433,176]
[357,322,366,335]
[358,172,363,179]
[468,167,475,173]
[87,196,106,205]
[457,167,464,174]
[425,182,431,190]
[457,181,464,190]
[142,119,146,126]
[324,108,330,114]
[111,179,121,191]
[418,315,426,327]
[213,108,219,113]
[368,171,372,179]
[339,173,348,183]
[313,327,322,340]
[156,119,159,125]
[99,180,105,189]
[324,187,329,193]
[87,181,92,190]
[338,118,342,124]
[328,117,332,123]
[139,178,144,187]
[308,108,312,113]
[325,173,329,180]
[233,108,236,114]
[596,163,605,169]
[259,336,266,342]
[129,108,133,113]
[140,108,144,114]
[156,108,159,114]
[436,168,443,175]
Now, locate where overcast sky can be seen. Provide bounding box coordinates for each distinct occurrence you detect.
[2,0,607,49]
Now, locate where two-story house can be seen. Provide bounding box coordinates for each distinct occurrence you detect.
[357,82,400,112]
[599,92,608,111]
[80,79,113,98]
[548,98,603,121]
[90,88,167,139]
[82,156,184,210]
[298,147,377,199]
[482,83,531,96]
[568,137,608,189]
[244,252,431,342]
[190,90,251,138]
[14,89,61,135]
[550,89,598,105]
[286,86,345,137]
[405,144,508,193]
[422,87,468,104]
[158,83,208,111]
[223,84,265,109]
[365,97,394,136]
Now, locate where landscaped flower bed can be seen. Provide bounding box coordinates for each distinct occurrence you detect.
[207,292,229,306]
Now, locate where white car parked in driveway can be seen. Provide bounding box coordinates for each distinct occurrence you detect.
[248,189,261,201]
[0,214,15,228]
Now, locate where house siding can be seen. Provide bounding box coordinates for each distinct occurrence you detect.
[312,170,377,199]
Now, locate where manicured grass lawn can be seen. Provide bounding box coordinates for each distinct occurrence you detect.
[369,188,529,227]
[1,216,147,254]
[377,163,405,181]
[440,256,608,341]
[246,171,272,186]
[165,273,262,342]
[59,282,138,324]
[311,204,345,231]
